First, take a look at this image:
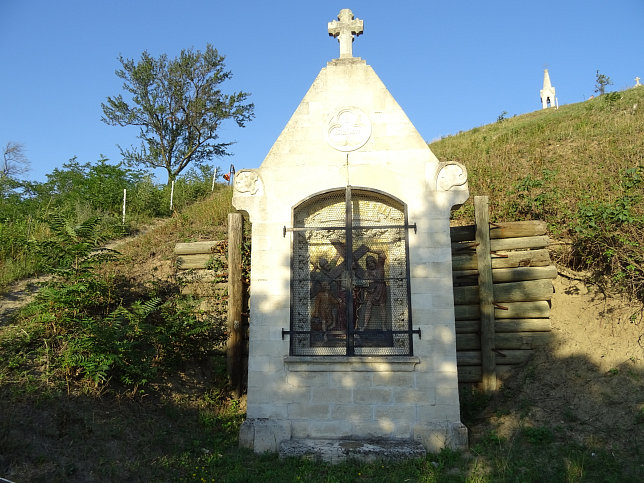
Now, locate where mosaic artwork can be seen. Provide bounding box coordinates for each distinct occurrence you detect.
[290,188,413,356]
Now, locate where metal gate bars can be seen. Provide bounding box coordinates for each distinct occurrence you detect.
[284,186,419,356]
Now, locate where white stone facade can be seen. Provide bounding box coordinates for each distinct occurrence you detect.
[233,10,468,454]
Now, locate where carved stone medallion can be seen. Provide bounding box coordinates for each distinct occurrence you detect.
[435,162,468,191]
[327,107,372,152]
[234,170,261,195]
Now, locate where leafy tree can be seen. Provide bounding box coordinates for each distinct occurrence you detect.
[2,141,30,178]
[594,70,613,96]
[101,45,254,184]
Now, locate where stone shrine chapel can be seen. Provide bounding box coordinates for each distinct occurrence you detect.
[232,9,469,456]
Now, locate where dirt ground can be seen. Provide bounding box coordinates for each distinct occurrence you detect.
[468,272,644,461]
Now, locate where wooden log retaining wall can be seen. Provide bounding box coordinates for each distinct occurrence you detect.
[451,196,557,387]
[175,240,228,296]
[174,216,248,395]
[175,240,229,349]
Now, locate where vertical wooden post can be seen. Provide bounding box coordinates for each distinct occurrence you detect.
[227,212,244,398]
[122,189,127,224]
[475,196,496,392]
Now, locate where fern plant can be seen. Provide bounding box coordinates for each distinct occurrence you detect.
[31,213,119,276]
[59,298,162,387]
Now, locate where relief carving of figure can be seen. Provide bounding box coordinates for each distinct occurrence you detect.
[355,248,387,331]
[306,238,394,346]
[310,250,346,341]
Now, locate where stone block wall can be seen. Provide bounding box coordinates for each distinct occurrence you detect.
[240,356,467,453]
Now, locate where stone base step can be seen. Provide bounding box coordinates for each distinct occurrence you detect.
[279,438,426,464]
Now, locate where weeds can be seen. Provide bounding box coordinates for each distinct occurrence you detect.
[508,168,561,220]
[572,166,644,299]
[4,210,224,392]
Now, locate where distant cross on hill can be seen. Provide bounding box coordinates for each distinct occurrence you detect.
[328,9,363,59]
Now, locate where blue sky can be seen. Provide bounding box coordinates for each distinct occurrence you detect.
[1,0,643,183]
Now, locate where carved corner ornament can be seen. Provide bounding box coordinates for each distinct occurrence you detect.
[435,161,468,191]
[327,107,372,152]
[233,170,262,196]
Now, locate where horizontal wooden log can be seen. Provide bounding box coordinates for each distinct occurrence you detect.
[457,349,533,366]
[455,320,479,333]
[450,220,547,242]
[454,279,554,305]
[453,265,558,284]
[176,253,222,270]
[455,301,551,320]
[181,282,228,297]
[457,365,515,383]
[456,334,481,351]
[456,332,551,351]
[497,332,551,349]
[452,236,549,254]
[456,318,551,334]
[491,235,549,251]
[489,220,547,239]
[174,241,221,255]
[452,249,551,271]
[494,318,551,332]
[496,278,553,302]
[176,269,227,283]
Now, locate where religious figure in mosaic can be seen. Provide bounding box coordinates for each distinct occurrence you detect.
[309,243,350,342]
[354,248,387,331]
[310,253,345,339]
[293,190,408,352]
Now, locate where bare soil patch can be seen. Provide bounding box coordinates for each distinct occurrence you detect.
[0,275,52,325]
[467,273,644,463]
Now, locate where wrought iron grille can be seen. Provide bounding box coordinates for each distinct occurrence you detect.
[287,187,415,356]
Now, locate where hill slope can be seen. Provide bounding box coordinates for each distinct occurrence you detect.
[431,87,644,301]
[430,87,643,217]
[1,94,643,480]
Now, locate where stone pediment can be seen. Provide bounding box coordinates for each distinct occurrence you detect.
[260,56,431,167]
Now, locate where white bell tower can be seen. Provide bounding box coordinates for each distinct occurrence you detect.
[540,69,557,109]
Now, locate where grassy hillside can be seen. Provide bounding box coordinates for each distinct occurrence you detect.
[431,87,644,300]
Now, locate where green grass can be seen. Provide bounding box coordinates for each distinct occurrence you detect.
[432,88,643,223]
[2,377,637,482]
[0,162,226,293]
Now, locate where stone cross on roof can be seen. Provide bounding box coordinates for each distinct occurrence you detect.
[328,9,363,59]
